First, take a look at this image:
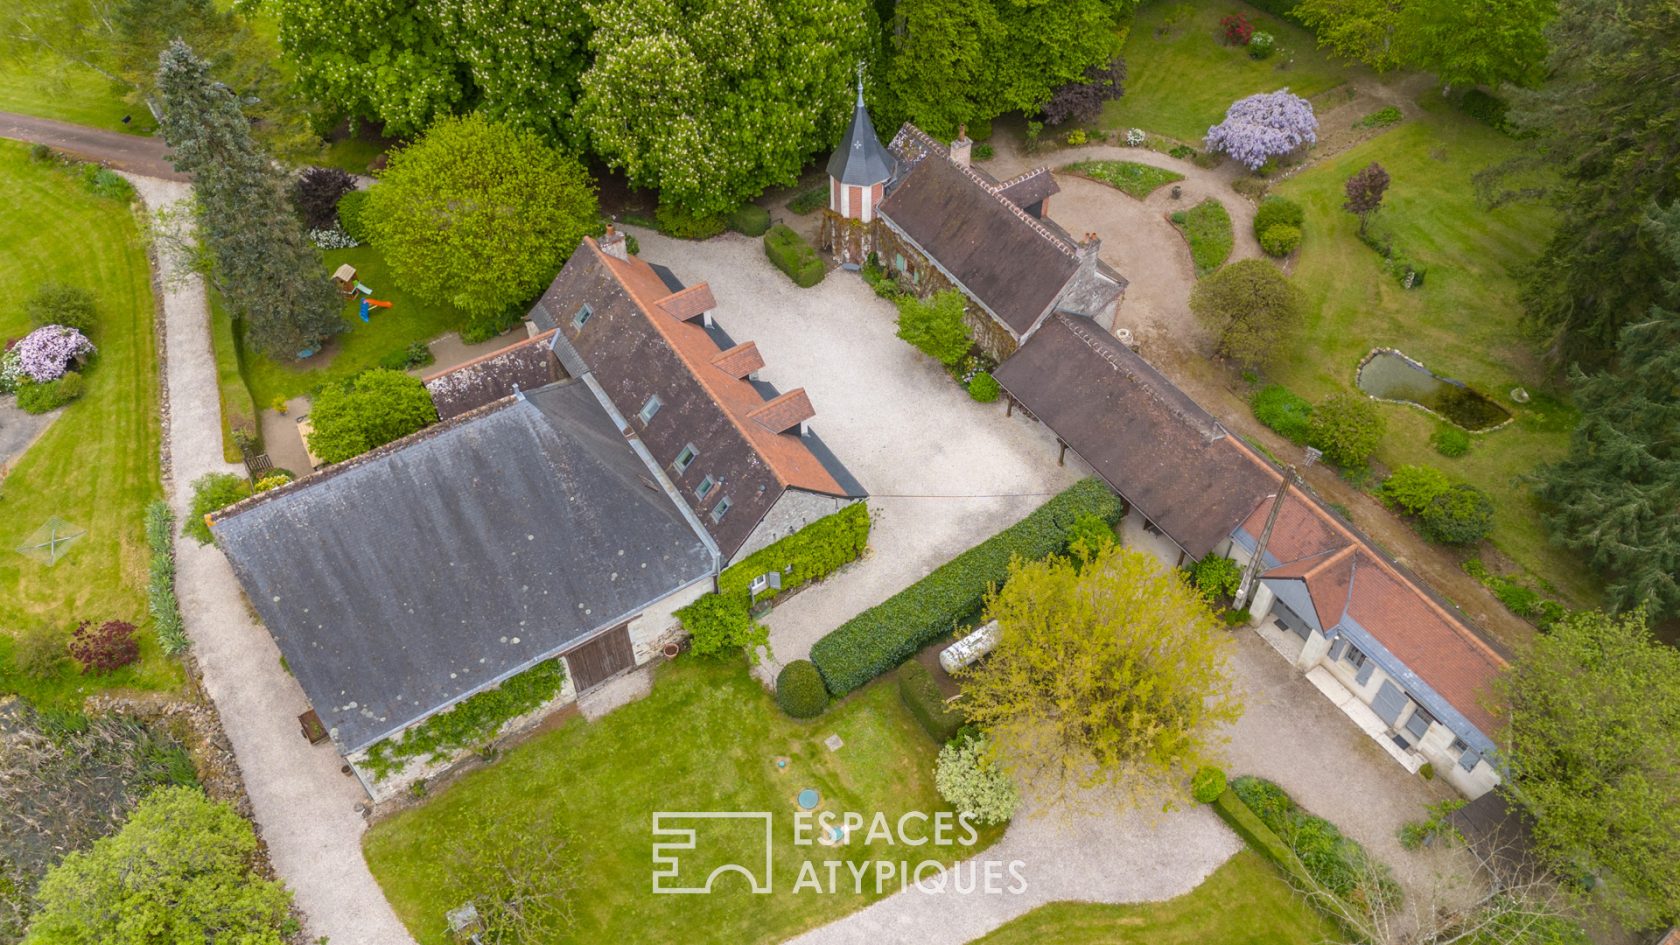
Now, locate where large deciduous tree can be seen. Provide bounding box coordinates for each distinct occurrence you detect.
[578,0,876,219]
[1204,89,1318,170]
[1189,258,1304,366]
[957,543,1241,804]
[1533,204,1680,620]
[1294,0,1553,87]
[24,787,292,945]
[271,0,592,144]
[363,113,598,317]
[1481,0,1680,367]
[157,40,342,360]
[1499,609,1680,928]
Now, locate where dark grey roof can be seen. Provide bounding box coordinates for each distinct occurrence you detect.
[211,381,713,752]
[424,331,565,421]
[992,314,1276,559]
[826,87,894,186]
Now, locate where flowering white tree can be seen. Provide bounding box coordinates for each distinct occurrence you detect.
[1204,89,1318,170]
[12,325,94,382]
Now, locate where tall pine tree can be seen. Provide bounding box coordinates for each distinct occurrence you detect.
[157,40,341,359]
[1534,202,1680,620]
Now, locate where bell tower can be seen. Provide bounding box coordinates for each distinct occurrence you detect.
[825,75,893,225]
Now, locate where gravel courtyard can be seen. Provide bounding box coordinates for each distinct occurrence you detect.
[627,227,1085,669]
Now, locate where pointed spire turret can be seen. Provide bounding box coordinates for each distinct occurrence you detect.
[826,68,893,188]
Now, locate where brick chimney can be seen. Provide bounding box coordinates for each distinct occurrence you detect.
[949,124,972,169]
[600,223,629,261]
[1077,231,1101,259]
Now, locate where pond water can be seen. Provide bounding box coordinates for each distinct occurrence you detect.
[1356,351,1512,432]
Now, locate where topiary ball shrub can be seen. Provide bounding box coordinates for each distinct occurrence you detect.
[1253,195,1304,236]
[967,371,1000,402]
[25,282,99,336]
[68,620,139,674]
[1259,224,1302,257]
[776,660,829,719]
[729,203,771,237]
[1420,483,1495,545]
[337,188,372,243]
[1192,765,1228,803]
[1431,425,1471,458]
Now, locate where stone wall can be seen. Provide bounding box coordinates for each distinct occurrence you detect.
[872,225,1018,362]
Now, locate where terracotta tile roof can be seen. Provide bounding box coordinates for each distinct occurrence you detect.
[422,330,562,420]
[657,283,716,322]
[749,389,815,434]
[711,341,765,379]
[530,238,853,557]
[1242,483,1507,735]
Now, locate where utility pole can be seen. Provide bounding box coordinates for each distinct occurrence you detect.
[1233,448,1319,610]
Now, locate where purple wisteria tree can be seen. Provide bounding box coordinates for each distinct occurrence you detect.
[1204,89,1318,171]
[13,325,94,382]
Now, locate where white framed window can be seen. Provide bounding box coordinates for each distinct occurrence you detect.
[572,304,593,328]
[695,475,716,500]
[710,497,732,523]
[638,394,661,424]
[673,444,697,474]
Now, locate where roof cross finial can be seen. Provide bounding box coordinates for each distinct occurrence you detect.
[856,62,866,107]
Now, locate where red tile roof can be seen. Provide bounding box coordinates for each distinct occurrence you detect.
[711,341,765,379]
[749,389,815,434]
[657,283,716,322]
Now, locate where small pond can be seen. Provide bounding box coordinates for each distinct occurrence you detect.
[1356,351,1512,432]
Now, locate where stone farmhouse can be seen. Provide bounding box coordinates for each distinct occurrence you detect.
[821,93,1508,800]
[211,240,858,783]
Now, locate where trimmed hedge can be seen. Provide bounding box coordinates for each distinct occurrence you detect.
[730,203,772,237]
[718,503,870,606]
[1212,788,1312,886]
[1192,766,1228,803]
[763,224,825,288]
[898,660,966,742]
[776,660,829,719]
[810,478,1124,695]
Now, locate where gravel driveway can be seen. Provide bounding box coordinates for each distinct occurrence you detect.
[628,229,1083,669]
[125,174,417,945]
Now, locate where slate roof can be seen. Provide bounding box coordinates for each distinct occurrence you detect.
[423,330,564,421]
[210,380,714,752]
[879,125,1124,338]
[826,85,894,186]
[1243,491,1508,736]
[529,238,859,559]
[994,168,1059,210]
[992,314,1277,558]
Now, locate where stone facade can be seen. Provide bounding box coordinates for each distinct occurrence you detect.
[730,489,857,565]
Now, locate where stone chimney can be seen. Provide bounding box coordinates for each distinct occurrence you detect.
[600,223,629,261]
[1077,231,1101,259]
[950,124,972,169]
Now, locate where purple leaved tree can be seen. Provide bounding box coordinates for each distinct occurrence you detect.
[13,325,95,382]
[1204,89,1318,171]
[1343,162,1391,234]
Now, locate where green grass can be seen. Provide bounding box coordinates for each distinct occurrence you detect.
[1068,160,1185,199]
[1104,0,1350,143]
[0,53,157,135]
[0,140,181,705]
[236,245,470,407]
[1269,93,1593,604]
[364,658,999,945]
[972,850,1337,945]
[1170,197,1235,274]
[208,290,260,462]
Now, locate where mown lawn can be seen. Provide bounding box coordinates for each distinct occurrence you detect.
[237,244,471,407]
[1104,0,1351,143]
[1069,160,1185,199]
[973,850,1337,945]
[1268,94,1592,604]
[365,658,998,945]
[0,54,157,135]
[0,141,181,705]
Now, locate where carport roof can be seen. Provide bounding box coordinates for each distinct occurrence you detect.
[210,380,714,752]
[992,313,1276,558]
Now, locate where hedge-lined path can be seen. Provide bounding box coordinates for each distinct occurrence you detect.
[125,173,418,945]
[0,111,184,181]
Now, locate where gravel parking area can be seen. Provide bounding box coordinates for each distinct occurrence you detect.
[628,229,1084,669]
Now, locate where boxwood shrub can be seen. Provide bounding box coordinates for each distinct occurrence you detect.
[730,202,772,237]
[810,478,1123,695]
[775,660,829,719]
[764,225,825,288]
[898,660,966,742]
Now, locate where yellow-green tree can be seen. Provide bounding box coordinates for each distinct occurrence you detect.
[958,543,1241,804]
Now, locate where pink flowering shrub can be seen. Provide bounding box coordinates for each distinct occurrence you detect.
[1204,90,1319,171]
[13,325,94,382]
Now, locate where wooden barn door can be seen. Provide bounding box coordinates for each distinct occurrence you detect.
[565,624,635,692]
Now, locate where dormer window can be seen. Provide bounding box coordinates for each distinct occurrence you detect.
[710,497,732,523]
[673,444,697,474]
[572,304,593,328]
[638,394,661,424]
[695,475,716,500]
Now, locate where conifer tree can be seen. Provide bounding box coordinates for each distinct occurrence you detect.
[156,40,341,359]
[1534,203,1680,619]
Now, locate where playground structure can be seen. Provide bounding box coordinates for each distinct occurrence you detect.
[359,298,392,323]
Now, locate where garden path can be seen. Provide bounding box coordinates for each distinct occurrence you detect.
[125,173,418,945]
[0,111,184,180]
